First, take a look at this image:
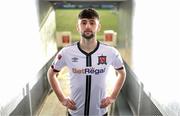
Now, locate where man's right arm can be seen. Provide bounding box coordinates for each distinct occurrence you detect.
[47,67,76,110]
[47,67,66,103]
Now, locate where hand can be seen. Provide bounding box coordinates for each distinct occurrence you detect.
[100,96,116,108]
[62,97,77,110]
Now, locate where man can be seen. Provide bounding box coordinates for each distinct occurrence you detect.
[47,8,126,116]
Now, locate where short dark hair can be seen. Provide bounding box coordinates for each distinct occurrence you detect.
[78,8,99,20]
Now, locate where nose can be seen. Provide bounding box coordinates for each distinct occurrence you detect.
[85,22,91,29]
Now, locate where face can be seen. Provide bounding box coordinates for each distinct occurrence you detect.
[77,18,101,40]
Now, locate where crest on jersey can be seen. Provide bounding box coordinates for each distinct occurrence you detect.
[98,55,107,65]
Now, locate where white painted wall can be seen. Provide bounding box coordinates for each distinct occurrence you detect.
[0,0,57,113]
[132,0,180,115]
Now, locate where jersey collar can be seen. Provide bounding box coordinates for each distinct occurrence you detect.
[77,41,100,56]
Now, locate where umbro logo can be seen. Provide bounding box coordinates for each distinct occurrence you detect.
[72,57,78,62]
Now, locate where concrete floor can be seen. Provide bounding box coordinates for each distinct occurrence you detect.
[38,67,70,116]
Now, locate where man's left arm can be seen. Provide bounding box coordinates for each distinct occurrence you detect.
[100,66,126,108]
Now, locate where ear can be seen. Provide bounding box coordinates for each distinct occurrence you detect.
[76,24,80,32]
[97,23,101,32]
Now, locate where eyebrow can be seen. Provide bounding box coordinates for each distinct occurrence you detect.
[78,19,99,24]
[81,19,88,22]
[80,19,96,22]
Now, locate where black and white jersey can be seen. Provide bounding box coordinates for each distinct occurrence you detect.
[51,41,124,116]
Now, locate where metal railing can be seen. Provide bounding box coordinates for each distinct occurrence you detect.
[110,61,164,116]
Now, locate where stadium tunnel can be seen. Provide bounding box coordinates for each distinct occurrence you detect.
[1,0,179,116]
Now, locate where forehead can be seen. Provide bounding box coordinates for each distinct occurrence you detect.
[78,18,99,23]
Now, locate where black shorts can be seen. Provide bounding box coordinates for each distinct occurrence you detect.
[68,112,108,116]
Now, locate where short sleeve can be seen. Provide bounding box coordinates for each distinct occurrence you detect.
[111,49,124,70]
[51,49,66,72]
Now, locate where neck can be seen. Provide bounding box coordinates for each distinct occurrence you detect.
[79,38,97,53]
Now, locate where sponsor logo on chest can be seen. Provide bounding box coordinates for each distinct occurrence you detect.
[72,67,105,75]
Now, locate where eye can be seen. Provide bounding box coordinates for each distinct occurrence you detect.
[89,20,96,25]
[81,21,87,25]
[90,22,95,25]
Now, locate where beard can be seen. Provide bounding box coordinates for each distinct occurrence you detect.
[82,32,95,40]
